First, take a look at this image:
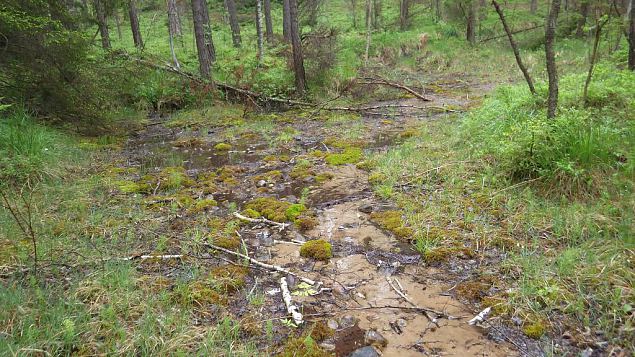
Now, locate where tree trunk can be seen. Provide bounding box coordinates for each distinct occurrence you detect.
[225,0,242,47]
[351,0,358,28]
[435,0,441,20]
[129,0,143,48]
[167,0,183,37]
[256,0,264,62]
[289,0,306,94]
[530,0,537,14]
[200,0,216,62]
[545,0,561,119]
[466,0,478,45]
[629,0,635,70]
[191,0,214,81]
[114,9,123,40]
[364,0,372,64]
[264,0,274,43]
[492,0,536,95]
[373,0,381,28]
[283,0,291,42]
[169,26,181,69]
[399,0,409,30]
[94,0,111,49]
[575,0,589,37]
[307,0,319,27]
[583,18,606,103]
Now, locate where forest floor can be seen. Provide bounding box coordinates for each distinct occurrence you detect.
[106,76,545,356]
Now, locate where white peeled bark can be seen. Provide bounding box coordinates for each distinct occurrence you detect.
[468,307,492,325]
[280,276,304,325]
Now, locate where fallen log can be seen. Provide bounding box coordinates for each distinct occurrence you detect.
[358,76,431,102]
[280,276,304,325]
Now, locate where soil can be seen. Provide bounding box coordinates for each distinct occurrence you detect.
[117,79,545,356]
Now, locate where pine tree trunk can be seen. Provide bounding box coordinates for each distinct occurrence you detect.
[114,9,123,40]
[364,0,372,64]
[199,0,216,62]
[94,0,111,49]
[283,0,291,42]
[492,0,536,95]
[575,0,589,38]
[545,0,561,118]
[167,0,182,37]
[629,0,635,70]
[466,0,478,45]
[191,0,214,80]
[530,0,537,14]
[129,0,143,48]
[225,0,242,47]
[264,0,274,43]
[289,0,306,94]
[256,0,264,62]
[399,0,409,30]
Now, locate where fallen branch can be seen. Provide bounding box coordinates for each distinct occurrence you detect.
[468,307,491,325]
[119,254,183,261]
[359,76,431,102]
[309,304,459,320]
[479,24,542,43]
[386,276,440,325]
[233,212,289,231]
[280,276,304,325]
[204,242,321,287]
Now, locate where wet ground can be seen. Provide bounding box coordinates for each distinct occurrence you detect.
[116,81,543,356]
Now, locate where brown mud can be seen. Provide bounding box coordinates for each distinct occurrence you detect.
[115,80,544,356]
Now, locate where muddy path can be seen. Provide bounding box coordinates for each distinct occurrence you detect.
[115,80,541,356]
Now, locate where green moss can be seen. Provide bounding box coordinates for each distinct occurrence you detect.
[214,142,232,151]
[398,128,419,139]
[310,150,327,159]
[172,137,206,148]
[315,172,334,183]
[190,198,218,213]
[368,172,386,185]
[356,160,375,171]
[280,335,331,357]
[244,197,292,222]
[142,167,194,191]
[115,180,151,194]
[290,160,314,179]
[254,170,283,183]
[263,154,290,163]
[523,320,547,339]
[217,165,243,186]
[309,321,334,342]
[209,265,249,293]
[285,203,307,221]
[300,240,332,261]
[296,216,318,231]
[176,281,227,306]
[369,211,414,240]
[422,247,452,263]
[242,208,261,218]
[325,147,363,165]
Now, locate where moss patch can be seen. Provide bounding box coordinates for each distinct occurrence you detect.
[296,216,318,231]
[254,170,283,183]
[209,265,249,293]
[315,172,334,183]
[213,236,240,250]
[369,211,414,240]
[190,198,218,213]
[214,142,232,151]
[300,240,332,261]
[523,319,547,339]
[310,321,334,342]
[325,147,363,165]
[280,335,331,357]
[245,197,292,222]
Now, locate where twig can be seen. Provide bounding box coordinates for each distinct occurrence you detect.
[489,176,543,197]
[233,212,289,231]
[204,242,322,287]
[359,76,432,101]
[386,276,440,325]
[468,307,491,325]
[280,276,304,325]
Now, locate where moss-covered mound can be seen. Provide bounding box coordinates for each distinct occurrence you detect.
[300,240,332,261]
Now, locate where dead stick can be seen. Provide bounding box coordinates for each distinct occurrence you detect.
[387,276,440,325]
[204,242,321,287]
[359,77,432,101]
[233,212,289,230]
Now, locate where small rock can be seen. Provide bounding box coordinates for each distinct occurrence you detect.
[327,319,339,330]
[256,230,273,247]
[319,343,336,351]
[340,315,359,329]
[511,316,522,326]
[358,204,373,214]
[396,318,407,329]
[364,329,388,349]
[256,179,267,187]
[348,346,379,357]
[580,348,593,357]
[294,232,307,242]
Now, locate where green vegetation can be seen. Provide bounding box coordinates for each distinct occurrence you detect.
[299,240,333,261]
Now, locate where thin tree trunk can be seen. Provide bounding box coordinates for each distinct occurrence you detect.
[94,0,111,49]
[530,0,538,14]
[364,0,372,65]
[283,0,291,42]
[167,0,182,37]
[289,0,306,94]
[435,0,441,20]
[492,0,536,95]
[466,0,478,45]
[583,18,607,104]
[114,9,123,40]
[399,0,409,30]
[225,0,242,47]
[256,0,264,62]
[351,0,358,28]
[307,0,319,26]
[169,26,181,69]
[629,0,635,70]
[191,0,214,81]
[545,0,561,119]
[575,0,589,37]
[129,0,143,48]
[373,0,381,28]
[264,0,274,43]
[200,0,216,62]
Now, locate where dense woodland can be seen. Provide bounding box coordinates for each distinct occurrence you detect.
[1,0,634,355]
